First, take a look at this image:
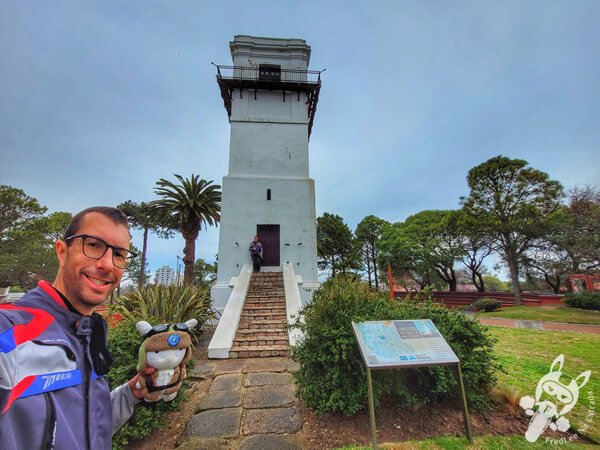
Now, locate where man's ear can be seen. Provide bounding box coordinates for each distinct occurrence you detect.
[56,240,68,268]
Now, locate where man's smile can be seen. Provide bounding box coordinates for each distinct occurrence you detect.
[83,273,113,287]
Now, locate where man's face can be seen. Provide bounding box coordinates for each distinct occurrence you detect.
[54,212,130,314]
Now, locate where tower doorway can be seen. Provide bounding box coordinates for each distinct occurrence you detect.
[257,224,280,266]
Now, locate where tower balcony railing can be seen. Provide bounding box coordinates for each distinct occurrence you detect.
[213,64,323,137]
[214,65,322,85]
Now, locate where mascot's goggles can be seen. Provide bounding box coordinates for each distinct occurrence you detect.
[142,322,193,339]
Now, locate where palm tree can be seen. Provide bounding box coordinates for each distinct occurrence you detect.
[151,175,221,285]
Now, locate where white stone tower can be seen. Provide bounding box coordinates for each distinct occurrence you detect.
[211,35,322,313]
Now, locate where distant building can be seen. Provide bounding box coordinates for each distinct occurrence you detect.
[155,266,176,286]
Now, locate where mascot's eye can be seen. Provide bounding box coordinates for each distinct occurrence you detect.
[154,351,159,353]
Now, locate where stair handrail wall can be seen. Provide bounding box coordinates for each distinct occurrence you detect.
[208,264,253,358]
[283,262,304,347]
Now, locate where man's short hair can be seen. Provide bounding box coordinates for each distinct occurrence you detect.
[63,206,130,240]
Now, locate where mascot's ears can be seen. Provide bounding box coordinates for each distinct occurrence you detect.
[135,319,198,337]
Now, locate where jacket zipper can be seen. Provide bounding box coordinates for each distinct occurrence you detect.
[42,393,57,450]
[83,338,91,450]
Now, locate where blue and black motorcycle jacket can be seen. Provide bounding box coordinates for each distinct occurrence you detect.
[0,281,139,450]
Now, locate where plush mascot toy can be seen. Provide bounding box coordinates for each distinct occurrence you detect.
[135,319,198,402]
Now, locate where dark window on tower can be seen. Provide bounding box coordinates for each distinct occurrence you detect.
[267,189,272,201]
[259,65,281,82]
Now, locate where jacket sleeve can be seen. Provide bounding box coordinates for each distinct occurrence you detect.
[110,382,142,435]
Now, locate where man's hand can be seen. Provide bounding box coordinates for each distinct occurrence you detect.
[128,367,156,400]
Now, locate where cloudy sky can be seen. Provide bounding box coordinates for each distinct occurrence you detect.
[2,1,599,278]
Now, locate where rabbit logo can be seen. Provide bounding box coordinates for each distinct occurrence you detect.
[519,354,591,442]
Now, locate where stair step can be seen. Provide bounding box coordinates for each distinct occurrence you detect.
[233,336,289,346]
[238,321,287,330]
[236,330,288,337]
[242,306,286,313]
[241,313,287,321]
[229,344,289,359]
[244,302,285,308]
[246,289,285,297]
[243,307,287,314]
[231,344,289,351]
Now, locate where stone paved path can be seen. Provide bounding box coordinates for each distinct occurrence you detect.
[475,316,600,334]
[179,357,304,449]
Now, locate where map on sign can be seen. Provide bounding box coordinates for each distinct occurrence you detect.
[352,320,459,368]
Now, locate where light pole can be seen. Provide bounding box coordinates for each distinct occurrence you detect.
[176,255,182,286]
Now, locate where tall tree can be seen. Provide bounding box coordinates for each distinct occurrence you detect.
[378,210,465,291]
[151,175,221,285]
[0,185,46,237]
[117,200,172,289]
[461,156,563,305]
[523,185,600,292]
[355,215,389,290]
[552,186,600,273]
[0,187,71,289]
[317,213,361,278]
[456,210,494,292]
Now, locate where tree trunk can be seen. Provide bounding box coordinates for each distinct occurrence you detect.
[371,243,379,290]
[476,272,485,292]
[471,270,484,291]
[508,258,522,305]
[138,226,149,289]
[183,237,195,285]
[365,248,372,288]
[448,276,457,292]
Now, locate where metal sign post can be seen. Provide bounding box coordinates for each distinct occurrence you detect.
[352,320,473,449]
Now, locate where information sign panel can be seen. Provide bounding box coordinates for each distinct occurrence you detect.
[353,320,459,368]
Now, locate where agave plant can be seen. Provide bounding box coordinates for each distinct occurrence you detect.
[113,284,217,331]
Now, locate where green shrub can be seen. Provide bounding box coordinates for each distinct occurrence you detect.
[564,292,600,311]
[291,278,500,416]
[107,318,189,449]
[470,298,502,312]
[112,284,217,328]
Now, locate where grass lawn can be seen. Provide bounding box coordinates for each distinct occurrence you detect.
[336,435,598,449]
[489,326,599,442]
[478,306,600,325]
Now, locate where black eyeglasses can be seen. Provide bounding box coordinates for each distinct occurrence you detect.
[65,234,137,269]
[142,322,192,339]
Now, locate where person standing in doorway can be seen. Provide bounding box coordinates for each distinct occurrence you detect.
[249,235,263,272]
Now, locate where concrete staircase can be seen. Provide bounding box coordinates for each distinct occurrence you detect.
[229,272,290,358]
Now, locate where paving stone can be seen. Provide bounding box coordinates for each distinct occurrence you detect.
[244,385,297,409]
[196,390,243,411]
[243,358,287,373]
[188,361,217,379]
[182,408,241,439]
[244,372,293,387]
[210,373,243,392]
[242,407,302,434]
[238,434,302,450]
[286,360,300,373]
[213,359,245,375]
[517,320,544,330]
[176,436,231,449]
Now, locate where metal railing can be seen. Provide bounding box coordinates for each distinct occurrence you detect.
[214,64,322,84]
